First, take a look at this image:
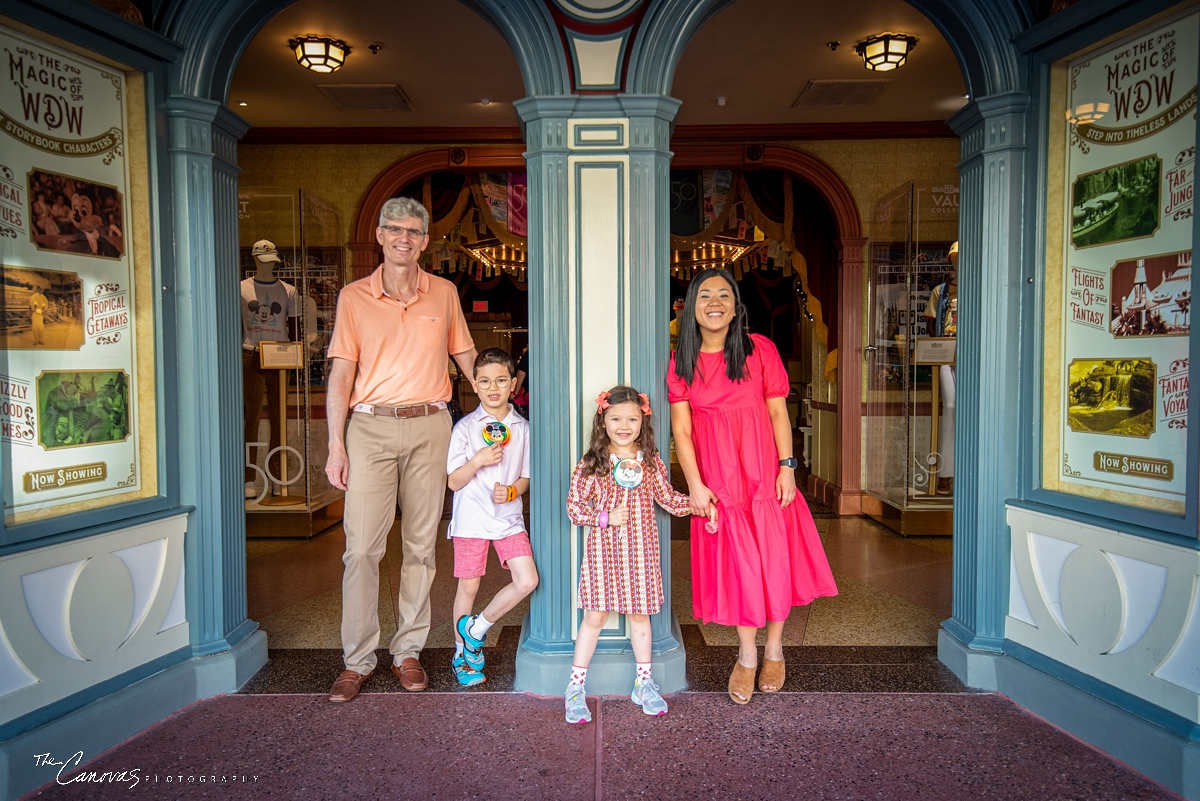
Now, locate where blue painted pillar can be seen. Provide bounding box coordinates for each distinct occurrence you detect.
[621,94,683,654]
[939,92,1031,686]
[164,97,257,655]
[514,94,685,695]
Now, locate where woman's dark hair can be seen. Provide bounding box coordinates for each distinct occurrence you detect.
[673,267,754,385]
[579,385,658,477]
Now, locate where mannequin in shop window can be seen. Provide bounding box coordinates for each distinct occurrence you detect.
[242,239,299,499]
[923,241,957,496]
[669,296,685,350]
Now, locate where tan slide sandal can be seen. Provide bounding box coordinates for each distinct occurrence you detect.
[728,661,756,705]
[758,658,786,693]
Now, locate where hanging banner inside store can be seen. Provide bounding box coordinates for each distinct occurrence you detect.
[1047,9,1196,513]
[0,25,147,523]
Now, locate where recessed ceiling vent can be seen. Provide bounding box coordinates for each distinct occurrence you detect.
[316,84,416,112]
[792,79,891,107]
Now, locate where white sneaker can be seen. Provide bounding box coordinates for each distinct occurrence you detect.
[564,683,591,724]
[631,679,668,716]
[244,482,256,499]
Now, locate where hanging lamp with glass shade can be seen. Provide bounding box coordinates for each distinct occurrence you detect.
[288,35,351,73]
[853,33,917,72]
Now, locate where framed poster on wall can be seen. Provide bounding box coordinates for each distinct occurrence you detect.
[0,23,157,526]
[1042,7,1196,515]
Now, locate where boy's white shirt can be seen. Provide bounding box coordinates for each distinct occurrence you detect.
[446,403,531,540]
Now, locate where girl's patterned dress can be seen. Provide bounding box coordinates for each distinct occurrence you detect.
[565,452,690,615]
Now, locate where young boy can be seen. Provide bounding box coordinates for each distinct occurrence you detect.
[445,347,538,685]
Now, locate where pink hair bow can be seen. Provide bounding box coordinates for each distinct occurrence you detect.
[637,393,652,416]
[595,391,611,414]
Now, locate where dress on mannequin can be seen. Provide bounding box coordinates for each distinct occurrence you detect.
[924,242,958,495]
[242,240,299,496]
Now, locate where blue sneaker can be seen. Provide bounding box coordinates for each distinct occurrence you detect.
[451,653,486,687]
[456,615,485,671]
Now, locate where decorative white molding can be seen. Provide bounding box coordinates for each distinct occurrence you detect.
[1108,554,1169,655]
[20,562,88,662]
[1007,506,1200,723]
[1028,532,1081,636]
[1153,576,1200,694]
[112,539,169,644]
[159,561,187,633]
[569,33,627,88]
[0,621,37,698]
[0,516,189,725]
[1008,549,1036,626]
[569,119,628,148]
[566,136,631,640]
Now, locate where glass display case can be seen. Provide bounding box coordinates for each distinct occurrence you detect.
[863,182,958,535]
[238,188,344,537]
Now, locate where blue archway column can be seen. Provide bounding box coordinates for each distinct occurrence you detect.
[514,93,686,696]
[938,92,1031,687]
[163,96,265,672]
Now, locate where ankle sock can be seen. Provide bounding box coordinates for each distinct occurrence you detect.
[468,613,493,642]
[636,662,652,684]
[569,665,588,687]
[454,642,464,659]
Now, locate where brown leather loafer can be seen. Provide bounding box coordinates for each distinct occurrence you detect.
[328,669,372,702]
[393,656,429,691]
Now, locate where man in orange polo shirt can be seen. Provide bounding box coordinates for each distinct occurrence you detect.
[324,196,477,702]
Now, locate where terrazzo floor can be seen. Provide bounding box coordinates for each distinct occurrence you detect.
[245,504,955,684]
[239,505,969,697]
[21,512,1181,799]
[25,693,1178,800]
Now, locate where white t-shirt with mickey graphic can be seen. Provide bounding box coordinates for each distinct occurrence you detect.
[240,278,299,350]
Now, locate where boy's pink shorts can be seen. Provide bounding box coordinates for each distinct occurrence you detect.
[453,532,533,578]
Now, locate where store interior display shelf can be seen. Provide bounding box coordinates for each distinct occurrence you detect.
[246,489,344,539]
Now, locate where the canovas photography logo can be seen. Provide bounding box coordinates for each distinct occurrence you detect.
[35,751,260,790]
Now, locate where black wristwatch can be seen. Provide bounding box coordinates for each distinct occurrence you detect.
[779,457,798,469]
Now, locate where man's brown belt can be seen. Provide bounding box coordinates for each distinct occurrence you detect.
[356,403,443,418]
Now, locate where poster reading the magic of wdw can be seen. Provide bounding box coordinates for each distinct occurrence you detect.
[0,25,143,524]
[1056,9,1195,513]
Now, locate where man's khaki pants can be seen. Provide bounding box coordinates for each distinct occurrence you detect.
[341,410,451,674]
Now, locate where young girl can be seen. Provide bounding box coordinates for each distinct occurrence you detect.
[563,385,708,723]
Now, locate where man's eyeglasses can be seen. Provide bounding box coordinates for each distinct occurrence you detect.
[380,224,426,238]
[475,378,511,390]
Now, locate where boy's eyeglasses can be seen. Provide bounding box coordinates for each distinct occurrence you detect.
[379,224,426,238]
[475,378,511,390]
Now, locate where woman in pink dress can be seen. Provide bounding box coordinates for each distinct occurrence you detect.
[667,267,837,705]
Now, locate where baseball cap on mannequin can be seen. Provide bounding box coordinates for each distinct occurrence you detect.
[252,240,281,263]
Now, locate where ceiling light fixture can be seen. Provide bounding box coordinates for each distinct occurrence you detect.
[854,32,917,72]
[1065,101,1110,124]
[287,35,351,73]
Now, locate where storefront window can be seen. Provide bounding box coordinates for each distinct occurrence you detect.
[0,24,158,528]
[1040,7,1196,517]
